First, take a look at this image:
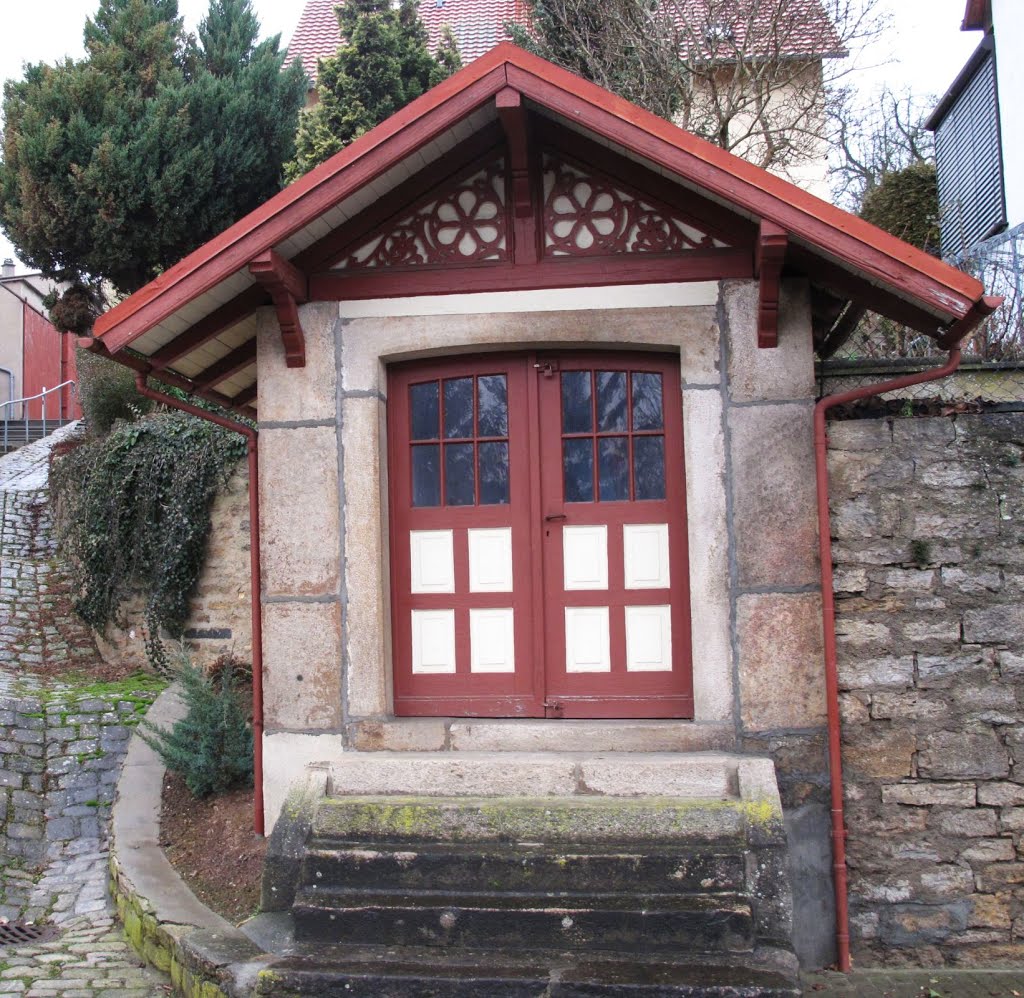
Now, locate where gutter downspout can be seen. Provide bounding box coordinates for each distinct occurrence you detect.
[815,348,963,971]
[134,374,265,837]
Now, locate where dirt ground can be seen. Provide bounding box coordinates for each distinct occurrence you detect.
[160,772,266,925]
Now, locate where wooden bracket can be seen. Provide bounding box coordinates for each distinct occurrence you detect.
[755,220,788,348]
[496,87,539,265]
[249,249,308,368]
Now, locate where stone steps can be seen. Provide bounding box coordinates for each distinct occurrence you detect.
[255,943,801,997]
[272,755,798,996]
[300,842,747,894]
[294,887,755,953]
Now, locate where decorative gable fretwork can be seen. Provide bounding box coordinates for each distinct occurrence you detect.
[338,158,508,270]
[542,154,727,258]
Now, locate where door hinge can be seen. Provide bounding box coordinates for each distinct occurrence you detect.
[534,361,559,378]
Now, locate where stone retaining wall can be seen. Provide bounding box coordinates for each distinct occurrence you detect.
[829,410,1024,966]
[0,681,162,923]
[94,462,253,672]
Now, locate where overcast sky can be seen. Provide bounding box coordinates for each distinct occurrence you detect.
[0,0,981,269]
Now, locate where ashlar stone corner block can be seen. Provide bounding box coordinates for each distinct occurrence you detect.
[738,592,826,732]
[256,303,339,422]
[258,426,340,598]
[262,601,342,732]
[724,279,816,403]
[730,403,819,588]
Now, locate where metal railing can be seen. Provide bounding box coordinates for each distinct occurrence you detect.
[1,381,77,452]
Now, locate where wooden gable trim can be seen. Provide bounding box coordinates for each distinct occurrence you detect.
[755,221,788,348]
[92,44,991,360]
[496,87,540,265]
[249,250,308,368]
[309,249,750,300]
[502,58,983,326]
[95,61,511,353]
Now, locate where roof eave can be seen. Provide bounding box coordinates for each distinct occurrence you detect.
[93,43,987,356]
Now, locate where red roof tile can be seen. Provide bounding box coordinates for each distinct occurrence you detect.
[286,0,842,86]
[287,0,344,83]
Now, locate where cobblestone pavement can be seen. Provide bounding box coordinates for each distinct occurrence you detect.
[1,430,169,997]
[804,968,1024,996]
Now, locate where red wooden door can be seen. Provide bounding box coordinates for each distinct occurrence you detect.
[537,353,693,718]
[390,356,543,717]
[389,351,693,719]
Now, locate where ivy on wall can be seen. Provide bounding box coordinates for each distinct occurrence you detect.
[50,411,246,672]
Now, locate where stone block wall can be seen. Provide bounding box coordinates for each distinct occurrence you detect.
[94,462,253,672]
[829,411,1024,966]
[0,682,162,923]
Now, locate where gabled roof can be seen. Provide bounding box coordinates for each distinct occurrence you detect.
[89,44,993,416]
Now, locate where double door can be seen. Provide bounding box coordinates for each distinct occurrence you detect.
[388,351,693,718]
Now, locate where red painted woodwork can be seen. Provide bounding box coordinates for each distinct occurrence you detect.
[388,351,693,719]
[536,352,693,718]
[311,250,751,301]
[148,286,269,372]
[389,355,542,717]
[195,339,257,390]
[93,44,990,364]
[22,304,78,419]
[496,88,540,266]
[338,157,509,269]
[755,221,788,349]
[250,250,308,368]
[542,152,720,257]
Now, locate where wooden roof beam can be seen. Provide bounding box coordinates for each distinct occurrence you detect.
[755,220,788,348]
[249,249,308,368]
[148,285,268,372]
[496,87,539,265]
[194,339,258,391]
[232,383,258,408]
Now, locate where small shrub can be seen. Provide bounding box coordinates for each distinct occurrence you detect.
[141,652,253,799]
[75,348,153,437]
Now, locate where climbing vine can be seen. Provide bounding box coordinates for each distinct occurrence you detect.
[50,411,247,672]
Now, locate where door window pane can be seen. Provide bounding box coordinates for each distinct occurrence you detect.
[561,371,592,433]
[478,375,508,437]
[598,437,629,501]
[596,371,627,432]
[631,372,663,431]
[479,442,510,505]
[445,443,475,505]
[412,445,441,506]
[410,381,439,440]
[634,435,666,500]
[563,438,594,502]
[444,378,474,439]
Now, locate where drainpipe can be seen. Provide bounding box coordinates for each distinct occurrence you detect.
[816,348,966,971]
[133,374,266,837]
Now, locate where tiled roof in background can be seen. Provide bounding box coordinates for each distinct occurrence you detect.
[672,0,845,60]
[419,0,526,62]
[286,0,841,89]
[287,0,344,83]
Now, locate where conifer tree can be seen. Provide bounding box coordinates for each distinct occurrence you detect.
[286,0,461,181]
[0,0,306,334]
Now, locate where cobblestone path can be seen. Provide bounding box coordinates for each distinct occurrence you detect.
[1,430,168,996]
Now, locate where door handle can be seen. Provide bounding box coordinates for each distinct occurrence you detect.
[544,513,567,522]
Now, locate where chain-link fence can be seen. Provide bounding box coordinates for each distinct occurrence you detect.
[818,224,1024,415]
